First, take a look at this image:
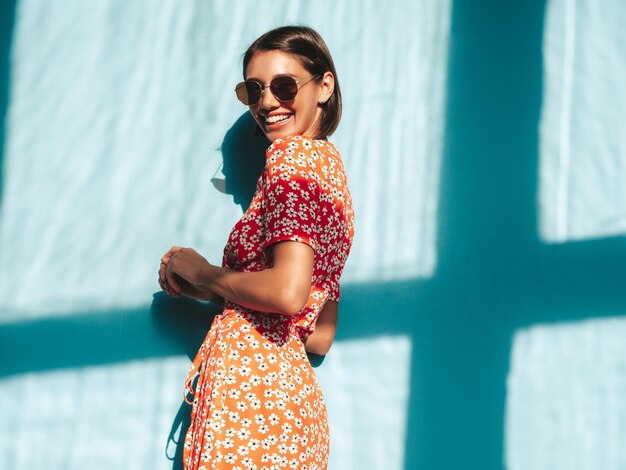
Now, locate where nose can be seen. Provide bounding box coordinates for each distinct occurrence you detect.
[259,83,280,110]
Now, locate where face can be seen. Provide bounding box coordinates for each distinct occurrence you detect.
[244,50,333,141]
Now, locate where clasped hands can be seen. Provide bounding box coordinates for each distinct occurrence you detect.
[158,246,219,302]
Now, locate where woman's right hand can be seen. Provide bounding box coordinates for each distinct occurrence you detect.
[158,257,222,303]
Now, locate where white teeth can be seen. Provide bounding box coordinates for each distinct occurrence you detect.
[265,114,291,124]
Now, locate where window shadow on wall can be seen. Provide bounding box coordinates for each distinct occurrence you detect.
[3,2,626,469]
[339,1,626,469]
[0,0,16,205]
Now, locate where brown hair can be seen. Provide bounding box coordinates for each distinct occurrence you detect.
[243,26,342,139]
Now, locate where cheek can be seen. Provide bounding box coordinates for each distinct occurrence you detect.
[293,100,315,121]
[301,94,321,119]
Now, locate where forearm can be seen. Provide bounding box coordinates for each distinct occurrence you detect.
[162,242,314,315]
[200,263,309,316]
[304,301,338,355]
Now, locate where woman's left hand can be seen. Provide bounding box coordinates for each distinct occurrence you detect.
[159,246,217,300]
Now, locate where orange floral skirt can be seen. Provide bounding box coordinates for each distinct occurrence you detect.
[182,307,329,469]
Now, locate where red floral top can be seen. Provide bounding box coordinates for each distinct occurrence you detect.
[222,135,355,340]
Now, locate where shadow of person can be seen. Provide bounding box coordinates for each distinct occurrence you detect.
[151,292,221,469]
[217,111,269,212]
[150,292,221,360]
[164,386,192,470]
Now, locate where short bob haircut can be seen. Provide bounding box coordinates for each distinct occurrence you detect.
[242,26,342,140]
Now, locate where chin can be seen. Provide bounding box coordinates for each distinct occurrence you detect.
[264,128,295,142]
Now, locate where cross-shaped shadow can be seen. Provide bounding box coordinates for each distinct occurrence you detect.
[2,2,625,470]
[338,1,626,468]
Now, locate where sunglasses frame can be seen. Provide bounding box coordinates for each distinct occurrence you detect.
[235,74,321,106]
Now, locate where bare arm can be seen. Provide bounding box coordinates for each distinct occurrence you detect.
[303,300,338,356]
[160,241,314,316]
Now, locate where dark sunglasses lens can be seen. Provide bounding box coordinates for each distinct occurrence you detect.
[236,81,262,105]
[245,82,262,104]
[270,77,298,101]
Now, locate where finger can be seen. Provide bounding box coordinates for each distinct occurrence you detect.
[158,269,175,295]
[168,276,182,296]
[159,277,178,297]
[165,265,182,295]
[159,263,167,282]
[166,284,179,297]
[158,277,168,294]
[161,246,184,264]
[157,273,169,291]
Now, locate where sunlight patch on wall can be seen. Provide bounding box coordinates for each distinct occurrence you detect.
[329,0,450,283]
[506,317,626,470]
[0,356,189,470]
[315,335,412,470]
[0,0,450,324]
[0,0,241,323]
[539,0,626,243]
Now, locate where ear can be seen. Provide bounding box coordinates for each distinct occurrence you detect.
[318,71,335,105]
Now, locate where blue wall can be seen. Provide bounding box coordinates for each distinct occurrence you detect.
[1,1,625,469]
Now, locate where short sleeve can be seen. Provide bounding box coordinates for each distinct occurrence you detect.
[263,137,320,251]
[329,284,340,302]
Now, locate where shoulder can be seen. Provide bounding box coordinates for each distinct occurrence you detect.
[266,135,313,164]
[265,135,339,170]
[264,136,315,179]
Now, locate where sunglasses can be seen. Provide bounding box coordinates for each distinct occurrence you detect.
[235,74,320,106]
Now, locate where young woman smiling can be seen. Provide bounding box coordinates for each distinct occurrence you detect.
[159,25,354,470]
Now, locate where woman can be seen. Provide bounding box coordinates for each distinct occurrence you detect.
[159,25,354,469]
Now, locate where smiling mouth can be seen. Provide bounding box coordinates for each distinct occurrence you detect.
[264,113,292,125]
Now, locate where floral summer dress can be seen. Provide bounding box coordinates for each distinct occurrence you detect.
[182,135,355,470]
